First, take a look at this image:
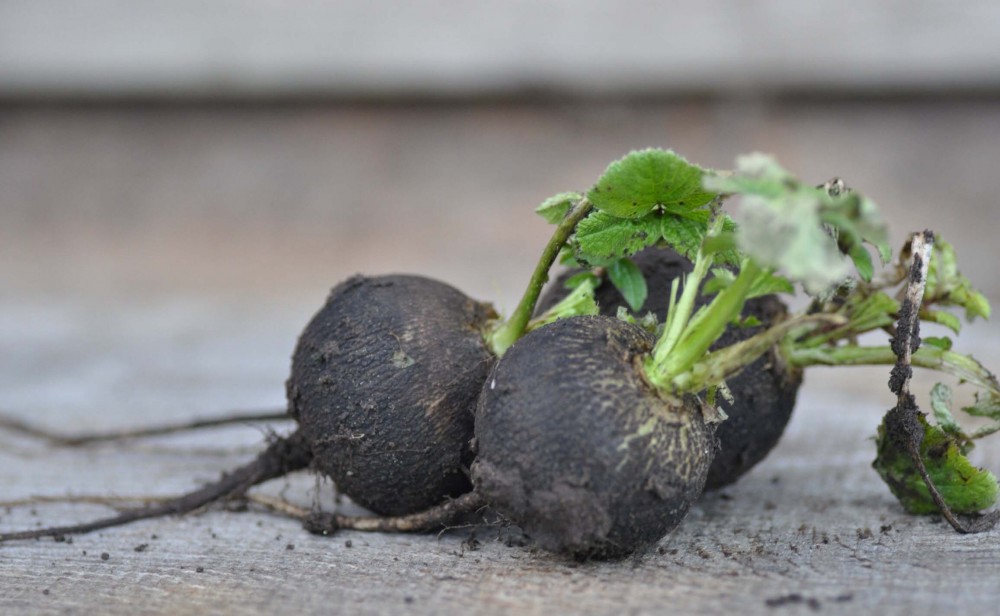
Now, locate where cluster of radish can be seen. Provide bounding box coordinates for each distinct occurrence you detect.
[5,149,1000,558]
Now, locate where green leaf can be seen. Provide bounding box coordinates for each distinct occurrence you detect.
[922,309,962,334]
[923,336,953,351]
[535,192,582,224]
[659,212,711,260]
[587,149,717,219]
[558,246,580,266]
[607,258,648,312]
[847,243,875,282]
[820,192,892,266]
[962,392,1000,420]
[563,271,598,290]
[874,413,998,515]
[573,208,719,266]
[573,211,661,265]
[528,277,599,331]
[748,270,795,298]
[847,292,900,333]
[702,267,792,299]
[925,237,992,322]
[930,383,963,436]
[702,268,736,296]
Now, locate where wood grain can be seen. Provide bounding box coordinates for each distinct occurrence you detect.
[3,103,1000,613]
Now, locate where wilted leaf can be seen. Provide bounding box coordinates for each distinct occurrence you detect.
[874,413,998,515]
[929,383,963,436]
[705,153,890,294]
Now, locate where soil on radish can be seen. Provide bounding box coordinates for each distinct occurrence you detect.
[472,315,717,558]
[288,274,497,516]
[537,247,802,489]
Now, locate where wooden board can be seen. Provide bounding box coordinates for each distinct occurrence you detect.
[3,103,1000,613]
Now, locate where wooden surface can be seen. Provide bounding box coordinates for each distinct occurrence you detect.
[2,1,1000,98]
[3,102,1000,614]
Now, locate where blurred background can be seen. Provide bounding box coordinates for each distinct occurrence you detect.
[2,1,1000,425]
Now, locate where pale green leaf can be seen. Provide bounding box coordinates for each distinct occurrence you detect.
[736,192,850,294]
[528,277,598,331]
[963,393,1000,420]
[930,383,963,436]
[925,237,992,322]
[535,191,581,224]
[706,154,889,293]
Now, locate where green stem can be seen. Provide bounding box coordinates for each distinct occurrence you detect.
[649,213,731,371]
[786,345,1000,393]
[671,313,842,393]
[649,259,762,387]
[650,244,715,368]
[487,198,593,356]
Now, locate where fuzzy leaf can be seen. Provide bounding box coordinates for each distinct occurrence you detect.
[607,258,648,312]
[930,383,963,436]
[573,211,661,265]
[874,413,998,515]
[820,192,892,266]
[660,212,711,260]
[705,154,889,294]
[535,192,581,224]
[573,208,720,267]
[587,149,717,219]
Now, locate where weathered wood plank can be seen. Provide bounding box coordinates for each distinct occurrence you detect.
[3,103,1000,613]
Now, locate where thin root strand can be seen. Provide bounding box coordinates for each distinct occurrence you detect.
[0,409,289,447]
[297,492,486,535]
[0,431,311,542]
